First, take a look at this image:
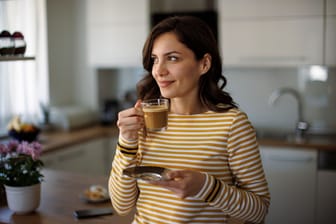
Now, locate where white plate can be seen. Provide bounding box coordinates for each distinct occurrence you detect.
[80,185,110,203]
[79,193,110,203]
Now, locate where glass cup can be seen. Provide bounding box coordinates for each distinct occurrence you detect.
[141,99,169,131]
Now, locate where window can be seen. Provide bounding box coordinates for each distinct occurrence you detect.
[0,0,49,136]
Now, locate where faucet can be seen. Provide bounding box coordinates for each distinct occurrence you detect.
[269,87,309,139]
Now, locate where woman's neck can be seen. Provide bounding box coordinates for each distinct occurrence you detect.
[170,98,207,115]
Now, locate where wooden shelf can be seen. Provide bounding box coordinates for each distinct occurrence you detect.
[0,56,35,61]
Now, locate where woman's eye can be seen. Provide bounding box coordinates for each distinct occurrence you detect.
[168,56,178,61]
[151,56,158,64]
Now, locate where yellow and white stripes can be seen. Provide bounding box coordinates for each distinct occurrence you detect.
[109,108,270,223]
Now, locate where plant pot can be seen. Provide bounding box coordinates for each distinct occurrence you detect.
[4,183,41,214]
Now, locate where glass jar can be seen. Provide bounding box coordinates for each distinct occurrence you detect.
[12,31,26,56]
[0,30,15,56]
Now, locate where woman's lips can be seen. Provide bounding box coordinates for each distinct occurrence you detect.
[158,81,174,88]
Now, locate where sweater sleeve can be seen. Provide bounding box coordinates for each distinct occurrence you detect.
[194,111,270,223]
[108,134,139,216]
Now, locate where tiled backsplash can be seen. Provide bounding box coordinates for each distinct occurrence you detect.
[97,68,145,109]
[225,66,336,134]
[97,66,336,134]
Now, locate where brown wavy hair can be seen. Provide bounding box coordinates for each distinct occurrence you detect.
[137,16,237,112]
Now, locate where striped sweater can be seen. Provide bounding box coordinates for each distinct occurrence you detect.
[109,108,270,224]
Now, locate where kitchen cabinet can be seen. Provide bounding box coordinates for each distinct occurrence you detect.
[41,138,110,176]
[218,0,323,18]
[218,0,324,67]
[316,150,336,224]
[316,170,336,224]
[325,17,336,66]
[325,0,336,66]
[86,0,149,67]
[260,146,317,224]
[219,19,323,67]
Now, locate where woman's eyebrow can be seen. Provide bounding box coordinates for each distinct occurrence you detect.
[152,51,182,56]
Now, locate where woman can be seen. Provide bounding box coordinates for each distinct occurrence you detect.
[109,16,270,224]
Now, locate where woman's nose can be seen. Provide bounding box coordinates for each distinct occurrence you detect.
[153,61,168,76]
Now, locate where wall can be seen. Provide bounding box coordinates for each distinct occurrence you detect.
[46,0,336,134]
[47,0,77,106]
[99,66,336,134]
[47,0,97,109]
[225,67,299,133]
[97,68,144,108]
[46,0,216,109]
[225,67,336,134]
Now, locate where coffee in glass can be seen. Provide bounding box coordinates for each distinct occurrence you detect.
[141,99,169,131]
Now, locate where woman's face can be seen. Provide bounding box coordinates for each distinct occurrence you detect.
[151,32,206,101]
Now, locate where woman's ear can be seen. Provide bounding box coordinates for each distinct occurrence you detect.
[200,53,212,75]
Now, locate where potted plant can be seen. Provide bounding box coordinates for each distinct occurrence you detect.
[0,140,44,214]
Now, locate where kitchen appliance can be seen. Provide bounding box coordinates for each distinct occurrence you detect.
[49,105,99,131]
[100,99,119,125]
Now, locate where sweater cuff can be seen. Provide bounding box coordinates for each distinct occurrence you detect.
[119,134,138,147]
[195,174,223,203]
[118,134,138,155]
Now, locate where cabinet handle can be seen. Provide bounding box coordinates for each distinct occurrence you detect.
[269,155,314,163]
[240,56,307,63]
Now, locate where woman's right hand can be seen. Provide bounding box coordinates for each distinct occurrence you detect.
[117,100,144,141]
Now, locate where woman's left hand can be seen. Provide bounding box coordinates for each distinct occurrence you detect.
[149,170,206,198]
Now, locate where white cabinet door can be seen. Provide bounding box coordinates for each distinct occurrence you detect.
[327,0,336,15]
[219,0,323,18]
[325,16,336,66]
[87,0,149,67]
[42,138,108,176]
[218,0,324,67]
[220,18,323,67]
[260,146,317,224]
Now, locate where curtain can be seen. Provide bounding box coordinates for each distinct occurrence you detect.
[0,0,49,135]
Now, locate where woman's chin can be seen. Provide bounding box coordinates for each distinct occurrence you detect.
[160,90,174,99]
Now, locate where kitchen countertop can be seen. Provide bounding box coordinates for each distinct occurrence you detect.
[257,135,336,151]
[39,125,336,153]
[256,131,336,151]
[0,169,135,224]
[40,125,118,154]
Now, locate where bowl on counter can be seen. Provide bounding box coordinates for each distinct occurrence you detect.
[8,127,40,142]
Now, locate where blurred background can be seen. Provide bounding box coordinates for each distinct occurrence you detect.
[1,0,335,134]
[1,1,335,224]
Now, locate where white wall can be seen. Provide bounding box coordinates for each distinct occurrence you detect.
[47,0,77,106]
[46,0,336,134]
[225,67,336,134]
[47,0,97,110]
[226,68,301,132]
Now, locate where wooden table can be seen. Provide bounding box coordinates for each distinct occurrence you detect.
[0,169,134,224]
